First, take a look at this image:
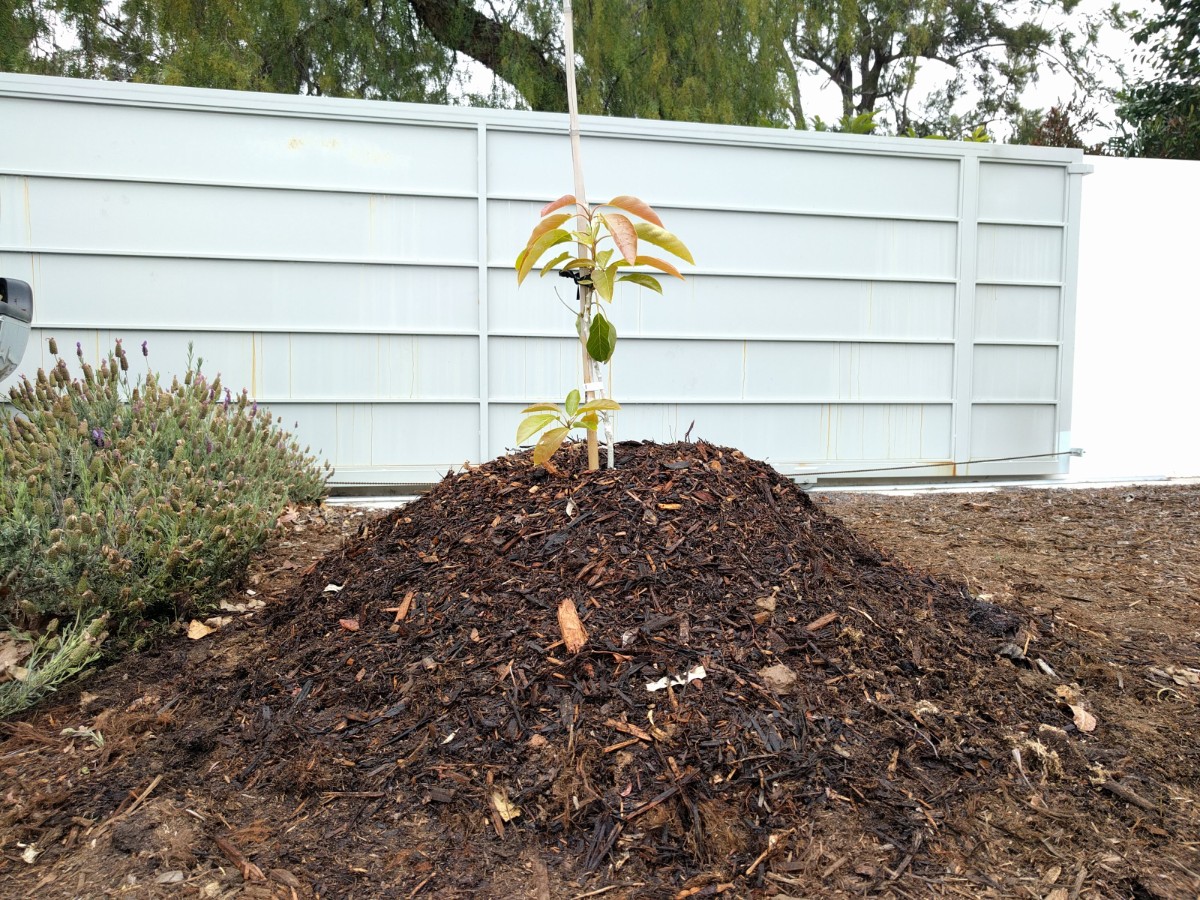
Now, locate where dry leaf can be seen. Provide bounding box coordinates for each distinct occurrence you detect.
[338,618,360,632]
[0,636,31,682]
[758,663,799,694]
[491,791,521,822]
[323,583,344,594]
[557,598,588,654]
[1045,889,1069,900]
[1054,684,1081,704]
[269,869,302,889]
[1166,666,1200,687]
[1070,704,1097,733]
[187,620,214,640]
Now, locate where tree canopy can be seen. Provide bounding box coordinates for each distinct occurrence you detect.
[1112,0,1199,159]
[3,0,1123,143]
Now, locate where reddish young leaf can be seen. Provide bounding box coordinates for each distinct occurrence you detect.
[634,255,686,280]
[525,213,571,248]
[540,194,579,217]
[600,212,638,263]
[606,195,664,227]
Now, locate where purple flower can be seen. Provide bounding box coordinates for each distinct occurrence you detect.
[141,340,148,357]
[205,438,213,455]
[223,388,231,410]
[90,428,106,449]
[75,342,82,357]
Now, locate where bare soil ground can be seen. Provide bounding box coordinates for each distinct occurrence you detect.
[1,447,1197,899]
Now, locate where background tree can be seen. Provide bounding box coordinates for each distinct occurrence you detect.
[1111,0,1199,160]
[3,0,1118,138]
[1010,100,1109,152]
[777,0,1118,135]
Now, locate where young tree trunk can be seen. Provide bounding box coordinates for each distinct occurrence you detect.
[562,0,600,471]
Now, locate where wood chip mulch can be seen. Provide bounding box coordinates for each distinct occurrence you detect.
[1,442,1197,899]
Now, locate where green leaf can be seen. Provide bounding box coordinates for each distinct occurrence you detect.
[605,195,663,227]
[633,223,694,264]
[569,230,594,247]
[592,266,614,302]
[579,413,599,431]
[562,258,595,271]
[564,389,580,417]
[532,426,571,467]
[517,229,571,284]
[539,251,570,277]
[617,273,663,293]
[577,398,621,412]
[521,402,561,414]
[587,313,617,363]
[599,212,638,263]
[634,255,685,280]
[516,414,557,445]
[525,213,571,249]
[539,194,577,217]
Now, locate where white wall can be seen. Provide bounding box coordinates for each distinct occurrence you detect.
[1070,156,1200,479]
[0,75,1091,486]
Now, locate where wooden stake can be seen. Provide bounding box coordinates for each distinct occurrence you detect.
[562,0,600,471]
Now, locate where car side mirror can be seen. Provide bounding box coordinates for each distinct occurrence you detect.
[0,277,33,382]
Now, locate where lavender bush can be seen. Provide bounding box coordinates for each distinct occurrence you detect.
[0,339,327,655]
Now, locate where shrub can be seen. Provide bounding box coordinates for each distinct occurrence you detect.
[0,339,327,671]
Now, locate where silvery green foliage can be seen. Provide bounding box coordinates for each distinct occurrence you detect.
[0,340,327,645]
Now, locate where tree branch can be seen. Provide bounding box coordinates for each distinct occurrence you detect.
[407,0,567,112]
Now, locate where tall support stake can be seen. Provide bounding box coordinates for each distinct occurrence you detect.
[562,0,602,471]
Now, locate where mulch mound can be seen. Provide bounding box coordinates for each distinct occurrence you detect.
[224,440,1090,895]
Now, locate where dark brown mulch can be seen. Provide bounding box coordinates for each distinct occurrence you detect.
[2,444,1198,899]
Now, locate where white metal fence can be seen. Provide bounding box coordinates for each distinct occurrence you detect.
[0,74,1088,486]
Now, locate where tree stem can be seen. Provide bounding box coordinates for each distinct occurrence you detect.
[563,0,600,472]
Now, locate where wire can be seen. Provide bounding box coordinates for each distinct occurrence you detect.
[791,449,1082,478]
[326,449,1083,488]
